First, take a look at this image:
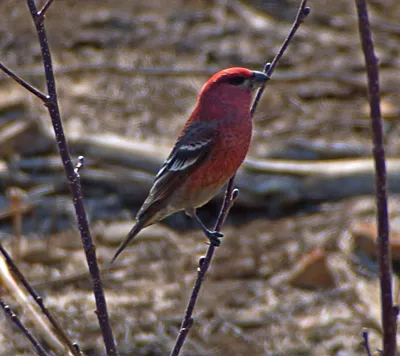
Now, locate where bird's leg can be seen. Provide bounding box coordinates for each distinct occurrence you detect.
[192,212,223,246]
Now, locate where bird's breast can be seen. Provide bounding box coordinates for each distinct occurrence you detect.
[186,116,252,191]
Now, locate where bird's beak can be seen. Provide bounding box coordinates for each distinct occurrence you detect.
[251,71,269,87]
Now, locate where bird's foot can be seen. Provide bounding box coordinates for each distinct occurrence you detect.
[204,229,223,246]
[192,212,223,246]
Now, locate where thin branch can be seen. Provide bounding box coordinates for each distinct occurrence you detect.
[73,343,83,355]
[25,1,117,354]
[170,1,310,355]
[355,1,397,355]
[362,329,372,356]
[251,1,310,115]
[0,298,48,356]
[37,0,55,20]
[0,242,80,356]
[170,182,238,356]
[0,1,117,354]
[74,156,85,178]
[0,62,48,102]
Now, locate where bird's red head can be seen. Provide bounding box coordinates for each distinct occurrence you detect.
[200,67,267,94]
[194,67,268,119]
[204,67,254,87]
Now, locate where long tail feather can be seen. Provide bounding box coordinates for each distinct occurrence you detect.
[111,220,145,263]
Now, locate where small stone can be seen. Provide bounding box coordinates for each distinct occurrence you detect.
[288,248,335,289]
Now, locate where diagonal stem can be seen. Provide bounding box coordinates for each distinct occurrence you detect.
[251,0,310,116]
[0,242,80,356]
[170,1,310,355]
[0,62,48,102]
[0,298,48,356]
[170,181,237,356]
[37,0,55,21]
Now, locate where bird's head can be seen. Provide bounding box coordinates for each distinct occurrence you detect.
[197,67,269,112]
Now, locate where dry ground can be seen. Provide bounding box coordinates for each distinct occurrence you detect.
[1,0,400,355]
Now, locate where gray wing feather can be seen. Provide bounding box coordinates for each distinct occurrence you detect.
[137,123,218,218]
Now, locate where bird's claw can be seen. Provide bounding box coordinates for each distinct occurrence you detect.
[205,230,223,246]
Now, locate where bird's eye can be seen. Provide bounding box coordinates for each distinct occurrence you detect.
[226,77,246,86]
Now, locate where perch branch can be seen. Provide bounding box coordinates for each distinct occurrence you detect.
[355,0,397,354]
[170,1,310,355]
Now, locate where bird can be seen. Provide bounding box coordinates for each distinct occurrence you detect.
[111,67,268,262]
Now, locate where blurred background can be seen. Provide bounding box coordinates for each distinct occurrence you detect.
[1,0,400,355]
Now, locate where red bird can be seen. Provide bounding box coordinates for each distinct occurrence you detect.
[112,67,268,262]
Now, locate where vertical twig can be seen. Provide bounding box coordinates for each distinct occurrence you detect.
[362,329,372,356]
[354,0,397,355]
[24,1,117,354]
[0,1,117,354]
[170,1,310,355]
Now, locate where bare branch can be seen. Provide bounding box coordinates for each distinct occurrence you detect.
[74,156,85,178]
[0,1,118,354]
[0,298,48,356]
[251,1,310,115]
[25,1,117,353]
[0,242,80,356]
[170,1,310,355]
[0,62,48,102]
[354,0,397,354]
[37,0,55,21]
[361,329,372,356]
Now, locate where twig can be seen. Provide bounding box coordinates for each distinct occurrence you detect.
[0,298,48,356]
[354,1,397,355]
[25,0,118,353]
[170,182,238,356]
[37,0,55,21]
[73,343,83,355]
[0,1,117,355]
[362,329,372,356]
[252,2,311,115]
[0,249,70,353]
[74,156,85,178]
[0,63,48,102]
[0,242,80,356]
[169,1,310,355]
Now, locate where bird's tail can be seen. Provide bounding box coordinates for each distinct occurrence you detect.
[111,220,145,263]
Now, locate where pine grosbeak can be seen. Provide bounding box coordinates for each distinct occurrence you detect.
[112,67,268,262]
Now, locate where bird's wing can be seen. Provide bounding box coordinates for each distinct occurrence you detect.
[138,122,218,217]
